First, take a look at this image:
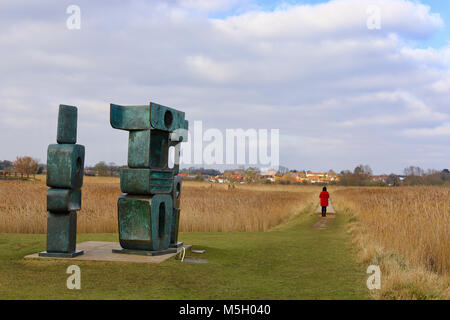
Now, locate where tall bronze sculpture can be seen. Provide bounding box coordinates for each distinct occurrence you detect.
[40,105,85,258]
[110,102,188,256]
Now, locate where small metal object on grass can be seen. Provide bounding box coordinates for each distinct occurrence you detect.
[174,247,208,263]
[182,258,208,264]
[175,247,186,261]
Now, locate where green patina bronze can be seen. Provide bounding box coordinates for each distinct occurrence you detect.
[111,247,176,256]
[173,175,182,209]
[46,144,85,189]
[57,105,77,144]
[110,102,186,132]
[169,120,189,175]
[169,208,182,248]
[120,168,173,194]
[47,188,81,212]
[149,102,185,132]
[170,176,183,248]
[111,101,188,255]
[45,211,77,253]
[40,105,84,258]
[117,194,173,251]
[128,130,169,168]
[110,104,150,130]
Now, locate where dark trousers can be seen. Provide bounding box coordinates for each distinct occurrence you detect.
[322,206,327,217]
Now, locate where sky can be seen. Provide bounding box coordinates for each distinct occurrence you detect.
[1,0,450,174]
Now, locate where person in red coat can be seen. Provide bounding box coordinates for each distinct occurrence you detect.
[319,186,330,217]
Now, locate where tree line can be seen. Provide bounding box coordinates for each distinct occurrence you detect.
[338,164,450,186]
[0,157,44,178]
[87,161,121,177]
[400,166,450,186]
[4,157,450,186]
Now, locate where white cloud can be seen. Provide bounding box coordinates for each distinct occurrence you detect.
[0,0,449,173]
[186,55,235,82]
[212,0,443,41]
[401,47,450,67]
[178,0,244,12]
[431,75,450,93]
[329,91,447,127]
[403,123,450,137]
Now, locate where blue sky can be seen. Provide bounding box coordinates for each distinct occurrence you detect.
[412,0,450,48]
[213,0,450,48]
[1,0,450,174]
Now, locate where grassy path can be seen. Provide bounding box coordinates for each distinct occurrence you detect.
[0,205,370,299]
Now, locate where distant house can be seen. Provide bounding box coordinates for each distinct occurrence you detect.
[261,170,276,182]
[372,175,389,183]
[296,172,307,183]
[84,169,96,176]
[209,175,225,183]
[232,174,244,182]
[292,170,338,184]
[304,171,326,184]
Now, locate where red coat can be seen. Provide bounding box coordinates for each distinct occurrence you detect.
[319,191,329,207]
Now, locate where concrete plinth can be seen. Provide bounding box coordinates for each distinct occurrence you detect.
[26,241,191,264]
[112,248,177,256]
[38,250,84,258]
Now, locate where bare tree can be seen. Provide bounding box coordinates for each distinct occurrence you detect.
[277,166,289,175]
[14,156,39,178]
[354,164,373,176]
[244,167,260,183]
[404,166,424,177]
[108,162,119,176]
[94,161,109,176]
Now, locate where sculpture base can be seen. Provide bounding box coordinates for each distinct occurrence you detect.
[38,250,84,258]
[112,248,177,256]
[169,242,184,248]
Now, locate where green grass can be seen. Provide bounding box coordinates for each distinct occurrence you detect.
[0,206,370,299]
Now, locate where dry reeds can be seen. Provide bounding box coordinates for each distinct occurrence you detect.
[333,187,450,299]
[181,183,315,232]
[0,177,315,233]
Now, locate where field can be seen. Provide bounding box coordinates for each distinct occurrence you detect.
[0,176,316,233]
[0,177,448,299]
[333,187,450,299]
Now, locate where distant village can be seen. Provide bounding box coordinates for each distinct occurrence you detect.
[80,163,344,185]
[82,167,342,185]
[197,169,339,185]
[176,167,443,187]
[3,158,450,186]
[170,167,406,186]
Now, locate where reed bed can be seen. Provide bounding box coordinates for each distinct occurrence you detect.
[181,184,315,232]
[333,187,450,299]
[0,178,315,233]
